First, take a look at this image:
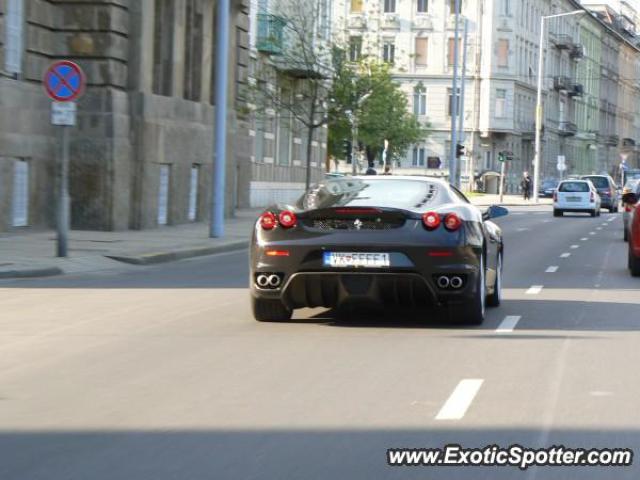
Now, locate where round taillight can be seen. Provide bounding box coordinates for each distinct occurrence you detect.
[278,210,297,228]
[444,213,462,231]
[422,211,441,230]
[260,212,277,230]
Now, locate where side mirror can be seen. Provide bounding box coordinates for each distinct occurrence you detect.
[622,192,638,205]
[483,205,509,221]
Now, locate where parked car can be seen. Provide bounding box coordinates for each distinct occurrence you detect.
[553,180,601,217]
[624,191,640,276]
[581,175,619,212]
[250,176,507,325]
[538,179,559,198]
[623,179,640,241]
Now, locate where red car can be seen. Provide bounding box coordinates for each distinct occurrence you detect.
[625,192,640,276]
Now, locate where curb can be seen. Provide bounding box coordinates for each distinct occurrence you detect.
[106,240,249,266]
[0,267,63,279]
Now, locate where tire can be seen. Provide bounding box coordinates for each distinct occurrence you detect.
[251,297,292,322]
[629,244,640,277]
[590,210,596,217]
[624,229,629,242]
[553,209,562,217]
[448,255,485,325]
[486,251,502,307]
[597,209,601,217]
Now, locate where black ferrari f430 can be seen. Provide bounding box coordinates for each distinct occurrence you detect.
[250,176,507,324]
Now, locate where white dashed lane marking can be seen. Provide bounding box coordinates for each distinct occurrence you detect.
[590,232,596,235]
[560,253,571,258]
[581,237,588,241]
[546,266,559,273]
[526,285,544,295]
[435,379,484,421]
[496,315,521,334]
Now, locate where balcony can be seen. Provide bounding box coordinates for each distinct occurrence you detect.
[558,121,577,136]
[568,83,584,97]
[381,14,400,29]
[412,16,434,30]
[552,33,573,50]
[623,138,636,148]
[257,14,285,55]
[607,134,620,146]
[570,44,585,60]
[553,76,570,91]
[348,14,366,29]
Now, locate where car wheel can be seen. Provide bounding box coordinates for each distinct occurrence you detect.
[553,209,562,217]
[629,245,640,277]
[449,254,485,325]
[252,297,292,322]
[624,229,629,242]
[597,209,601,217]
[486,251,502,307]
[590,210,596,217]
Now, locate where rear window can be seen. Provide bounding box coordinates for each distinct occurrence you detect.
[583,176,609,189]
[298,178,443,211]
[559,182,589,193]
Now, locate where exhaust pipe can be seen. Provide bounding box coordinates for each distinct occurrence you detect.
[256,275,270,288]
[268,274,282,288]
[437,276,450,289]
[450,276,464,289]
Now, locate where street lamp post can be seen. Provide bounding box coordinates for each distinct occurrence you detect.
[533,9,585,203]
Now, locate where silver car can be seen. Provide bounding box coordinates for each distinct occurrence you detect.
[623,179,640,241]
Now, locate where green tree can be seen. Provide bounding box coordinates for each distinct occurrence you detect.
[328,56,427,167]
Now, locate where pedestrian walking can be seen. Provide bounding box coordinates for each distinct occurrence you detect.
[521,172,532,201]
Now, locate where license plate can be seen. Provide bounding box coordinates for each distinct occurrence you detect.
[566,196,582,202]
[323,252,390,268]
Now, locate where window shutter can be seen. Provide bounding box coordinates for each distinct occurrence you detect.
[5,0,24,74]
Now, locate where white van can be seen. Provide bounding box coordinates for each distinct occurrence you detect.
[553,180,601,217]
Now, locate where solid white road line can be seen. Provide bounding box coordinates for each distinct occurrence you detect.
[560,253,571,258]
[570,245,579,249]
[546,266,559,273]
[496,315,521,333]
[526,285,544,295]
[435,379,484,421]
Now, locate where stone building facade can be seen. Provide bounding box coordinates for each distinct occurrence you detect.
[333,0,640,192]
[0,0,280,233]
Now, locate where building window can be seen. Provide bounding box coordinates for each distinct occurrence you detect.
[448,38,461,66]
[351,0,363,12]
[11,159,29,227]
[157,165,171,225]
[188,164,200,221]
[384,0,396,13]
[383,40,395,64]
[495,89,507,118]
[502,0,510,16]
[415,37,428,66]
[4,0,24,75]
[497,39,509,67]
[412,147,426,167]
[184,0,204,101]
[413,88,427,116]
[417,0,428,13]
[447,88,460,116]
[448,0,461,15]
[349,36,362,62]
[153,0,175,96]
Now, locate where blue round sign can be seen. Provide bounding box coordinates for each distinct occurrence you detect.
[44,61,85,102]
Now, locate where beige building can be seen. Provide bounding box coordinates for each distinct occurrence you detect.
[333,0,640,192]
[0,0,268,233]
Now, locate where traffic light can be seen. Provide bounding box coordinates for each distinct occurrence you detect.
[456,143,465,158]
[342,139,352,163]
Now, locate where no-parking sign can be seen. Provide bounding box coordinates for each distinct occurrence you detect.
[44,60,85,102]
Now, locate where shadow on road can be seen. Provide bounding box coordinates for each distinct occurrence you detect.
[0,428,637,480]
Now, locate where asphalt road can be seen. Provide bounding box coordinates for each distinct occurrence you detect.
[1,207,639,479]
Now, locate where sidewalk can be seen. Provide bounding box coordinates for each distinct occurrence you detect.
[0,195,550,279]
[469,194,553,207]
[0,209,260,279]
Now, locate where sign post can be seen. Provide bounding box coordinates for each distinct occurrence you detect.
[498,151,513,203]
[44,61,85,257]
